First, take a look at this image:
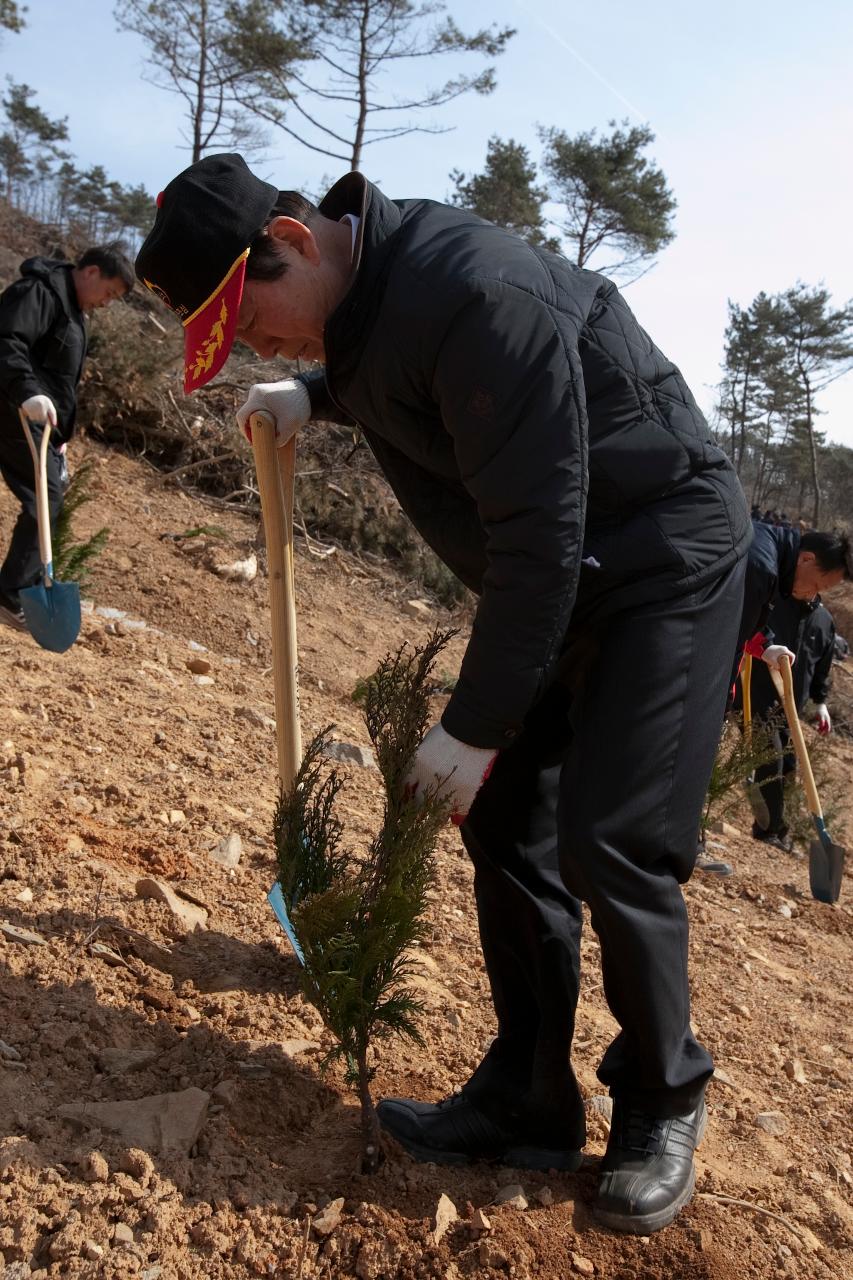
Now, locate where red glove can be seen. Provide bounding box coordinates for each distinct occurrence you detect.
[814,704,831,735]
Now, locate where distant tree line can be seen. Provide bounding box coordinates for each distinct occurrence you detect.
[714,285,853,527]
[0,78,155,249]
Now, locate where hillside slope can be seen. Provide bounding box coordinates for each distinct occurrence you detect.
[1,438,851,1280]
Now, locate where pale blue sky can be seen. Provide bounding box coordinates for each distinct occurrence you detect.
[5,0,853,444]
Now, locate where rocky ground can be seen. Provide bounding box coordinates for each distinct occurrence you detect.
[1,438,851,1280]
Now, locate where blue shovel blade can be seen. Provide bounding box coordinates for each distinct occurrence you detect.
[20,579,81,653]
[809,819,845,905]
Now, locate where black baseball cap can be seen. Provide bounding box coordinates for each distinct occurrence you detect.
[136,153,278,392]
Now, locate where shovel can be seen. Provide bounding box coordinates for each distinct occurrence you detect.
[740,653,771,830]
[771,657,845,904]
[17,410,81,653]
[251,411,305,960]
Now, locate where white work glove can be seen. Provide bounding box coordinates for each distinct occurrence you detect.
[762,644,796,671]
[235,379,311,445]
[405,722,498,825]
[21,394,57,428]
[814,703,831,736]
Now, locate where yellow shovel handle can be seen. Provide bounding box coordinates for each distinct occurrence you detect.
[772,656,823,820]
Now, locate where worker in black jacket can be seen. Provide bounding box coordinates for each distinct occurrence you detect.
[0,245,133,631]
[739,594,836,849]
[136,154,753,1234]
[734,520,850,678]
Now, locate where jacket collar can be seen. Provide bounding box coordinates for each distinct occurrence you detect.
[319,174,403,370]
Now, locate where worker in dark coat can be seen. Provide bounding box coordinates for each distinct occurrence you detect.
[738,594,836,849]
[135,153,753,1234]
[734,520,850,678]
[0,245,133,630]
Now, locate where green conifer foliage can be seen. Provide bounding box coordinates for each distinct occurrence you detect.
[52,459,109,585]
[274,630,454,1171]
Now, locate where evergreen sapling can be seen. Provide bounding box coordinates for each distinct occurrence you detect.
[274,630,455,1172]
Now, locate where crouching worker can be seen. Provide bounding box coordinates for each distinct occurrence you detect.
[0,244,133,630]
[135,153,751,1234]
[734,519,851,678]
[737,590,837,851]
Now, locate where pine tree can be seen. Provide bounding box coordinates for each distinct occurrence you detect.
[274,630,454,1171]
[539,118,675,277]
[450,136,558,249]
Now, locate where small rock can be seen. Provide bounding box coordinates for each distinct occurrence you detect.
[478,1240,509,1269]
[535,1186,553,1207]
[783,1059,807,1085]
[321,741,377,769]
[193,674,215,687]
[14,886,33,903]
[470,1208,491,1234]
[214,553,257,583]
[280,1038,320,1057]
[432,1193,457,1245]
[235,705,276,731]
[113,1223,134,1245]
[98,1048,159,1075]
[402,599,432,620]
[135,876,207,931]
[212,1079,238,1105]
[0,920,47,946]
[710,820,739,838]
[81,1150,109,1182]
[82,1241,104,1261]
[493,1183,528,1210]
[168,809,186,826]
[2,1264,32,1279]
[588,1095,613,1122]
[755,1111,788,1136]
[60,1088,209,1156]
[572,1256,595,1276]
[778,903,793,919]
[0,1038,22,1061]
[313,1196,344,1236]
[186,657,211,675]
[210,832,242,869]
[695,1228,714,1251]
[713,1066,736,1087]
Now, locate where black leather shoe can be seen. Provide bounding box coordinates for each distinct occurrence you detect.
[377,1091,584,1170]
[595,1097,707,1234]
[0,591,26,633]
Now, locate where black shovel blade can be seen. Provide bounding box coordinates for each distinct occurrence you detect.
[809,826,845,905]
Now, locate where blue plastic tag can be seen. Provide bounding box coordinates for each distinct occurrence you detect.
[267,881,305,965]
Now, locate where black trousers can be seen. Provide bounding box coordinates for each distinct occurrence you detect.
[753,720,795,836]
[0,423,64,603]
[459,559,746,1145]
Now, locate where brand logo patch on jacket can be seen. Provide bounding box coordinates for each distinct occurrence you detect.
[467,386,497,420]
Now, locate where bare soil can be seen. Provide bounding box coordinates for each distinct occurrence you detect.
[1,439,851,1280]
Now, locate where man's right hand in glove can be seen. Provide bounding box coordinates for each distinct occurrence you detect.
[762,644,796,671]
[235,379,311,445]
[404,722,497,825]
[21,394,57,428]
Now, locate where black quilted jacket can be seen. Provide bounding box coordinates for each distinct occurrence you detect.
[301,175,751,747]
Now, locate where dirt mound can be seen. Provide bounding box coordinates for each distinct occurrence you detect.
[1,439,852,1279]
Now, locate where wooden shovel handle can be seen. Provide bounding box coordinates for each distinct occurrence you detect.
[741,652,753,737]
[251,411,302,789]
[773,656,823,819]
[18,410,53,574]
